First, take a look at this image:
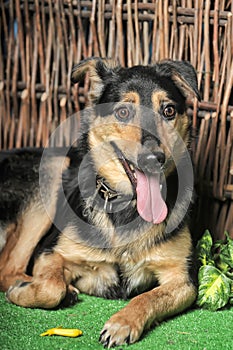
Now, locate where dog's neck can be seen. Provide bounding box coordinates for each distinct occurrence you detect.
[82,175,134,218]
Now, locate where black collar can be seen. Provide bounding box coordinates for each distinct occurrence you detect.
[82,176,134,217]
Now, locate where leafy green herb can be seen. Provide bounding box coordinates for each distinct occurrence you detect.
[214,232,233,271]
[196,230,233,310]
[196,230,214,266]
[197,265,231,310]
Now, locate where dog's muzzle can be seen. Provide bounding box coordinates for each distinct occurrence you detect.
[110,141,168,225]
[110,141,137,190]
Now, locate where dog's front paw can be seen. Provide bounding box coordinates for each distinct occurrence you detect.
[99,311,143,348]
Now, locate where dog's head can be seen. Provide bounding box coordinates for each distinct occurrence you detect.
[71,58,200,225]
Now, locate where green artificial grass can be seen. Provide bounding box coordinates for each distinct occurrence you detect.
[0,292,233,350]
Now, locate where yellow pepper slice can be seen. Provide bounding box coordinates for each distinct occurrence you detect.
[40,326,83,337]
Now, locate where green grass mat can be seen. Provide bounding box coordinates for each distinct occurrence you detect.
[0,292,233,350]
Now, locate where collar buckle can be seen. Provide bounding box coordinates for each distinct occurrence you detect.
[97,178,120,211]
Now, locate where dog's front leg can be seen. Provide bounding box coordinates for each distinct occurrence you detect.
[99,277,196,348]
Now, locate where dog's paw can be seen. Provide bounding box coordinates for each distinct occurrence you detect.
[99,312,143,348]
[5,280,31,303]
[5,278,67,308]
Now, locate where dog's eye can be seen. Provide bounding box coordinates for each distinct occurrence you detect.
[163,105,176,120]
[115,107,131,121]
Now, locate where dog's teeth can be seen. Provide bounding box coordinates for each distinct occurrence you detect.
[129,164,134,171]
[129,163,137,179]
[160,184,162,190]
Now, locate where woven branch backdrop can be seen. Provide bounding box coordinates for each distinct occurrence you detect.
[0,0,233,238]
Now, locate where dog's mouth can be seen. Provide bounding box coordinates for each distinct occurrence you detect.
[110,141,168,224]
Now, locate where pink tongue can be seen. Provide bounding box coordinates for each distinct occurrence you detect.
[135,169,168,224]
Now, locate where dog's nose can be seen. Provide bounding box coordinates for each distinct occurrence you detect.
[138,152,165,174]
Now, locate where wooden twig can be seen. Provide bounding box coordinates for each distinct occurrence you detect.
[116,0,124,66]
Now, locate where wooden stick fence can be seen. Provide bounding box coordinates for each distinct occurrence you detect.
[0,0,233,238]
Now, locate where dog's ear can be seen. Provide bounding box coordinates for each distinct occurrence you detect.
[157,60,201,101]
[71,57,119,103]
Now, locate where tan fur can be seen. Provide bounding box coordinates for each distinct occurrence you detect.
[151,91,168,109]
[6,252,66,308]
[0,205,52,291]
[0,156,69,291]
[121,92,140,104]
[88,117,141,193]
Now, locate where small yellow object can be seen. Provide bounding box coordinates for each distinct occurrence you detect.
[40,326,83,338]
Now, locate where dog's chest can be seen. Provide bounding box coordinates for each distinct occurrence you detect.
[71,254,158,299]
[120,252,159,296]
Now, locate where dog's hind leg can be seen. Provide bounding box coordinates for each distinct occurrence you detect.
[0,154,70,292]
[0,206,53,292]
[5,252,69,309]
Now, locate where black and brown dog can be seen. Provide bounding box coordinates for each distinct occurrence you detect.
[0,58,200,348]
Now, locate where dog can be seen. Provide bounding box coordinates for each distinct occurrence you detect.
[0,58,200,348]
